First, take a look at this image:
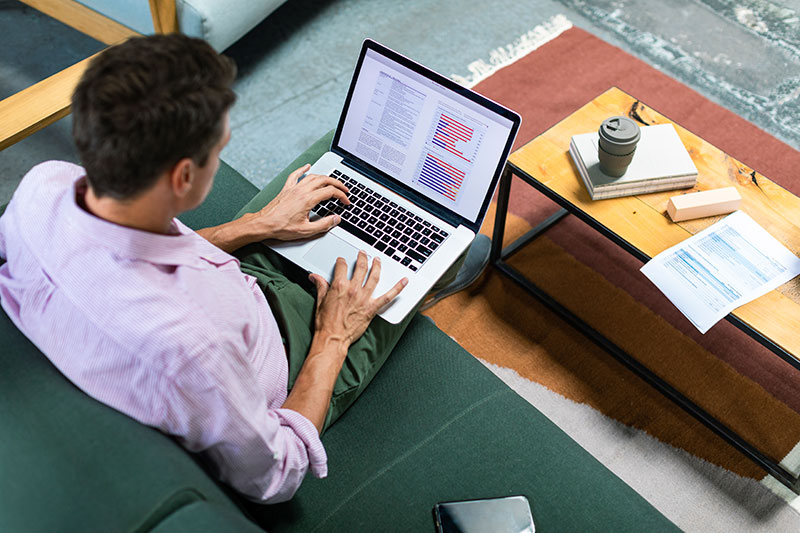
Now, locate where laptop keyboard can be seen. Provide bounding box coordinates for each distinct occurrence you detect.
[312,170,449,272]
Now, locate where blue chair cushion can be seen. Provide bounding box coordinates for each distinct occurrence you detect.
[76,0,287,50]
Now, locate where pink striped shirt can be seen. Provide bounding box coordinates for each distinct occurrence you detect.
[0,161,327,503]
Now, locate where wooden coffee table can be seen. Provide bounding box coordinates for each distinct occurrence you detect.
[491,87,800,491]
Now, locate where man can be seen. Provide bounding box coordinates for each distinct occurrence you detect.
[0,34,439,504]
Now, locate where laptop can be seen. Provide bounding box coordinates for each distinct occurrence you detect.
[267,39,521,324]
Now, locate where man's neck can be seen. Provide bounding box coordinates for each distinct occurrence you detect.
[83,182,176,235]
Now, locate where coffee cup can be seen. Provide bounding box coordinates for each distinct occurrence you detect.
[597,116,641,177]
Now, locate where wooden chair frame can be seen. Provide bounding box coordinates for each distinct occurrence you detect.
[0,0,178,151]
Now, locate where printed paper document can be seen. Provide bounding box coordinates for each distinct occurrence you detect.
[641,211,800,333]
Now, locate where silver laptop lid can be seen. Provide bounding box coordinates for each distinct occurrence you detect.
[332,39,521,233]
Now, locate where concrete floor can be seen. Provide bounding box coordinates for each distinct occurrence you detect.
[1,0,798,205]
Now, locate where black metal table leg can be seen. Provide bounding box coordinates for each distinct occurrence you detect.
[490,165,513,264]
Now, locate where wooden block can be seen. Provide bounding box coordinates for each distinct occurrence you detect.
[667,187,742,222]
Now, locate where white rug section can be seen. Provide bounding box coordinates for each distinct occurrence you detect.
[479,360,800,532]
[451,14,573,88]
[761,440,800,512]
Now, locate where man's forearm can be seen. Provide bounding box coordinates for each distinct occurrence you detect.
[281,334,349,433]
[197,212,267,253]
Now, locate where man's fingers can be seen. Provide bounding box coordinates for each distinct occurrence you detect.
[304,214,340,236]
[332,256,348,285]
[299,175,349,196]
[352,250,369,284]
[314,177,350,202]
[284,164,311,190]
[308,273,329,306]
[316,175,349,193]
[330,177,350,197]
[363,257,382,292]
[311,184,349,206]
[376,277,408,309]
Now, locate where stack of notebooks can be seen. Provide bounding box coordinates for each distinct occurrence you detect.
[569,123,698,200]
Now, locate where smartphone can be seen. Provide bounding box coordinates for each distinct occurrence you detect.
[433,495,535,533]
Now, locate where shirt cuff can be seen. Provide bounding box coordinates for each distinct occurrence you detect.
[274,408,328,478]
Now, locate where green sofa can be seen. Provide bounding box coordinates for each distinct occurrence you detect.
[0,133,677,532]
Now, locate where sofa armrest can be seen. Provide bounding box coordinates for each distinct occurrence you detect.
[1,1,177,152]
[0,53,98,151]
[2,0,284,152]
[18,0,139,44]
[149,0,179,34]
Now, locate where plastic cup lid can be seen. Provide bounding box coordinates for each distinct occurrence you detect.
[599,116,641,144]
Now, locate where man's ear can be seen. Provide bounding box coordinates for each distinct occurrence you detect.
[169,158,195,198]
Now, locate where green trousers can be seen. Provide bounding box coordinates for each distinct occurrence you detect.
[233,174,462,432]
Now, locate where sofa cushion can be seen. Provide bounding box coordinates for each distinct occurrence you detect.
[247,315,678,531]
[150,501,263,532]
[0,307,248,531]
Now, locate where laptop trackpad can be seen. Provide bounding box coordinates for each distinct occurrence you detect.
[303,234,362,279]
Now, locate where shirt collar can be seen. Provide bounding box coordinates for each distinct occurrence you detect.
[66,176,210,267]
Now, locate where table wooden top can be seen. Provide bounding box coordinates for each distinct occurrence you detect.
[508,87,800,357]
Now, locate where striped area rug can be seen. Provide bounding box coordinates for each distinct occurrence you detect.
[425,20,800,524]
[427,206,800,480]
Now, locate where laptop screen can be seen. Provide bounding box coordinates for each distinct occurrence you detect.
[334,41,520,229]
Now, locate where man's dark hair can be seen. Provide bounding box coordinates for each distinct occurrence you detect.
[72,34,237,199]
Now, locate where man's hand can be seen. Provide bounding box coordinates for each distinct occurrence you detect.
[309,251,408,346]
[252,164,350,241]
[197,164,349,252]
[281,251,407,433]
